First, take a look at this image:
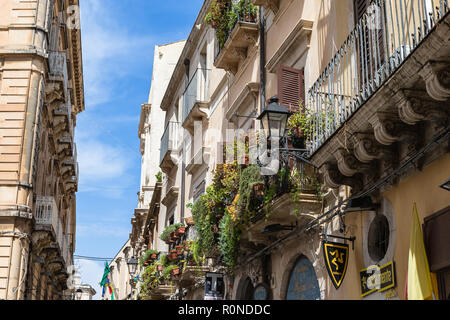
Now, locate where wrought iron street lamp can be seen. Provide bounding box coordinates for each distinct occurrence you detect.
[126,256,138,276]
[256,96,312,171]
[257,96,291,139]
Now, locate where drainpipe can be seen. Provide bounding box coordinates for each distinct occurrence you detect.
[181,59,190,223]
[259,6,266,111]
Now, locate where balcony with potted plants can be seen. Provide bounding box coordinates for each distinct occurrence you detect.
[187,140,323,272]
[138,254,177,300]
[207,0,259,74]
[250,0,279,13]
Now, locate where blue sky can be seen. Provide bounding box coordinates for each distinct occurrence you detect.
[74,0,204,299]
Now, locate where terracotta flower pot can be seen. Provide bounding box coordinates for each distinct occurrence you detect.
[176,226,186,235]
[171,268,180,276]
[150,253,158,260]
[175,245,183,255]
[167,251,178,261]
[253,183,265,197]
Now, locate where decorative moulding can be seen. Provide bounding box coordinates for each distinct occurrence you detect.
[266,19,313,73]
[226,82,259,121]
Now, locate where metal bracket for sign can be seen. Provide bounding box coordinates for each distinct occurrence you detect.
[322,234,356,250]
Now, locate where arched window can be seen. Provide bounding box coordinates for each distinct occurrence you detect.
[285,256,320,300]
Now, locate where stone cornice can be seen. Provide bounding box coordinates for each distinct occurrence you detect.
[67,0,85,114]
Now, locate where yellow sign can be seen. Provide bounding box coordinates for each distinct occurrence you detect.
[323,241,349,289]
[360,261,396,297]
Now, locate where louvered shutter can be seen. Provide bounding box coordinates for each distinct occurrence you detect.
[278,66,304,112]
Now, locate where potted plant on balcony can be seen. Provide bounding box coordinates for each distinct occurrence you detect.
[139,249,157,266]
[286,106,307,149]
[175,224,186,236]
[175,245,184,256]
[160,223,180,244]
[148,249,159,261]
[237,0,257,22]
[168,249,178,261]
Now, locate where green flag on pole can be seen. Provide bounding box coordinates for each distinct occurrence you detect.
[100,261,111,287]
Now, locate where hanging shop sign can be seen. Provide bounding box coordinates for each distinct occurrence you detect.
[253,283,271,300]
[322,241,349,289]
[204,272,224,300]
[359,261,396,297]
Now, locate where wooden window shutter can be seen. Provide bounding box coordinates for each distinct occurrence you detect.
[278,66,304,112]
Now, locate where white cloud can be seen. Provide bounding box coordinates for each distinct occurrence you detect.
[77,139,129,180]
[80,0,155,106]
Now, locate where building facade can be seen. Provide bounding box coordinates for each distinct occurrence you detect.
[132,0,449,300]
[102,239,133,300]
[0,0,84,300]
[73,273,96,300]
[129,41,185,299]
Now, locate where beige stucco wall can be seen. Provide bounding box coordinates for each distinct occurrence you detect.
[0,0,83,300]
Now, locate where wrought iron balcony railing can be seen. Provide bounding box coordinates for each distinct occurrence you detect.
[160,121,180,166]
[307,0,449,155]
[182,68,211,124]
[35,196,65,255]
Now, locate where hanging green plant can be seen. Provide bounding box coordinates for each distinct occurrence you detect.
[237,165,264,222]
[191,194,218,257]
[218,211,241,271]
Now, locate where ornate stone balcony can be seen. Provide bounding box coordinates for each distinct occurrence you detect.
[186,146,210,174]
[251,0,279,13]
[161,186,180,208]
[160,121,179,173]
[182,68,210,134]
[148,283,176,300]
[214,1,259,74]
[33,196,72,270]
[306,2,450,194]
[178,265,211,287]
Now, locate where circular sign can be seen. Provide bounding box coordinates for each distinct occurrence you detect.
[253,283,271,300]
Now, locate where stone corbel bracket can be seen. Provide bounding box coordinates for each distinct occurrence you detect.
[369,112,418,146]
[353,132,395,164]
[319,162,363,193]
[418,61,450,101]
[396,89,449,129]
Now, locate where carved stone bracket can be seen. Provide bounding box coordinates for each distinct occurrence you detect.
[396,89,449,128]
[418,61,450,101]
[319,162,363,192]
[353,133,380,163]
[369,112,418,146]
[334,148,372,177]
[353,132,395,166]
